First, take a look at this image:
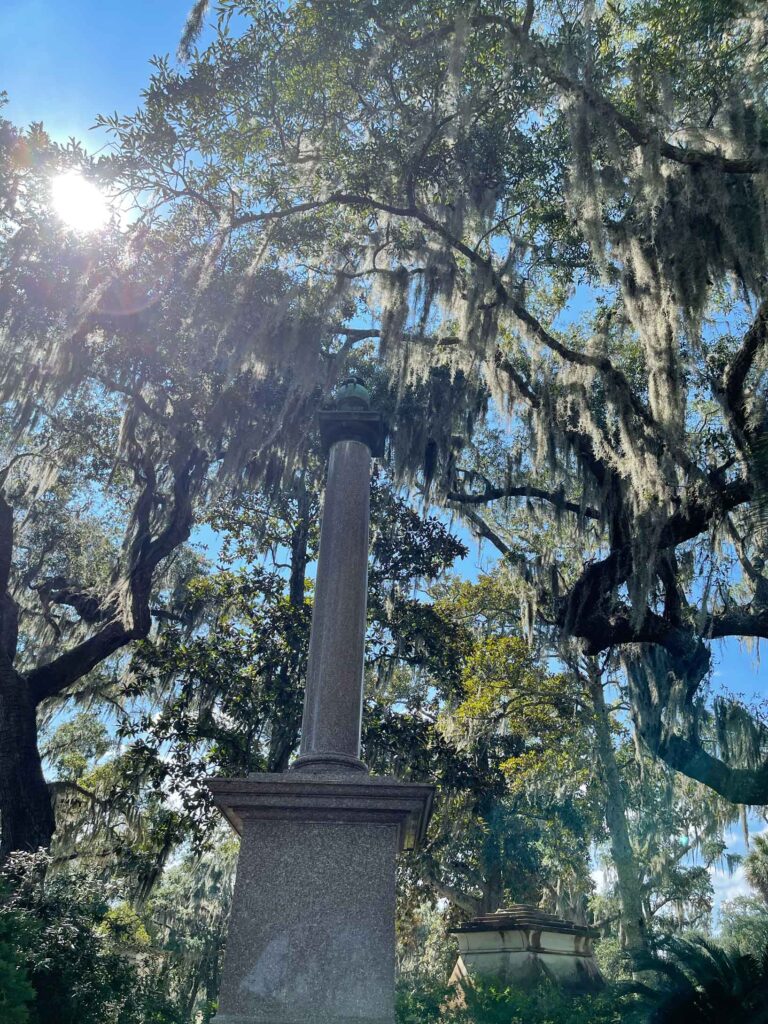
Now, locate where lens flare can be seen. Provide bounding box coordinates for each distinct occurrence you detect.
[51,171,110,232]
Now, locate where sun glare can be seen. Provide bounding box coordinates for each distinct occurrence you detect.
[51,171,110,232]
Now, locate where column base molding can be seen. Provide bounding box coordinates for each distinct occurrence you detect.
[290,751,368,774]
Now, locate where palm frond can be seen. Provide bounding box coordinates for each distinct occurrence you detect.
[633,934,768,1023]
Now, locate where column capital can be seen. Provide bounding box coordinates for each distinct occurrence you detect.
[319,376,387,457]
[318,408,386,457]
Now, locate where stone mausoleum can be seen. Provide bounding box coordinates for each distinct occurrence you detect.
[449,905,603,992]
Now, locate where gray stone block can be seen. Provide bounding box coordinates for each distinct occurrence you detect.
[297,439,372,772]
[214,820,398,1024]
[449,905,603,993]
[209,773,434,1024]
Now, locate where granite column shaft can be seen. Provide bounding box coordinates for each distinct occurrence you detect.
[294,438,371,772]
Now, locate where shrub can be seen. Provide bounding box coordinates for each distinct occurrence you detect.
[0,911,33,1024]
[594,935,634,984]
[631,934,768,1024]
[454,977,629,1024]
[0,851,182,1024]
[395,973,632,1024]
[396,971,446,1023]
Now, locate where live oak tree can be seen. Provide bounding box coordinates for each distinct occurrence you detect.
[5,3,768,1013]
[115,0,768,803]
[0,109,369,856]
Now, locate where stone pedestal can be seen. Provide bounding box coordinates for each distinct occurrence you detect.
[210,774,433,1024]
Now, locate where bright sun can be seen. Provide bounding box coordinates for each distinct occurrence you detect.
[51,171,110,232]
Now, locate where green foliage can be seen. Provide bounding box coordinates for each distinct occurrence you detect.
[43,714,110,783]
[139,839,237,1021]
[456,978,628,1024]
[0,914,33,1024]
[633,934,768,1023]
[603,752,734,933]
[593,936,635,985]
[719,896,768,957]
[397,901,458,981]
[100,903,151,948]
[395,971,446,1024]
[417,572,602,920]
[0,852,183,1024]
[745,834,768,905]
[396,975,630,1024]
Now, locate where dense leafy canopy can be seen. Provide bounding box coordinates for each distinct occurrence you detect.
[2,0,768,1020]
[81,0,768,803]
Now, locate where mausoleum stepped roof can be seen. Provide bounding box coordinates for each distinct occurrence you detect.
[450,904,599,939]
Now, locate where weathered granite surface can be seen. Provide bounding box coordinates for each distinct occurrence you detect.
[209,773,433,1024]
[213,819,397,1024]
[293,439,372,774]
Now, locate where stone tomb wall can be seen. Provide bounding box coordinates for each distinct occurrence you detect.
[449,905,603,993]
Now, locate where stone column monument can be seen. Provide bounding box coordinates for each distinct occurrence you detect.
[209,379,434,1024]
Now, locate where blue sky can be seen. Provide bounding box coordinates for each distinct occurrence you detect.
[1,1,209,143]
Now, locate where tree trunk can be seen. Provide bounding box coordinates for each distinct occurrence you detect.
[481,856,503,915]
[267,486,311,773]
[288,487,310,610]
[479,803,504,914]
[586,666,649,961]
[0,664,54,859]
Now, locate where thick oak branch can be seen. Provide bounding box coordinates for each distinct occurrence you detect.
[656,733,768,805]
[27,447,206,705]
[448,482,600,519]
